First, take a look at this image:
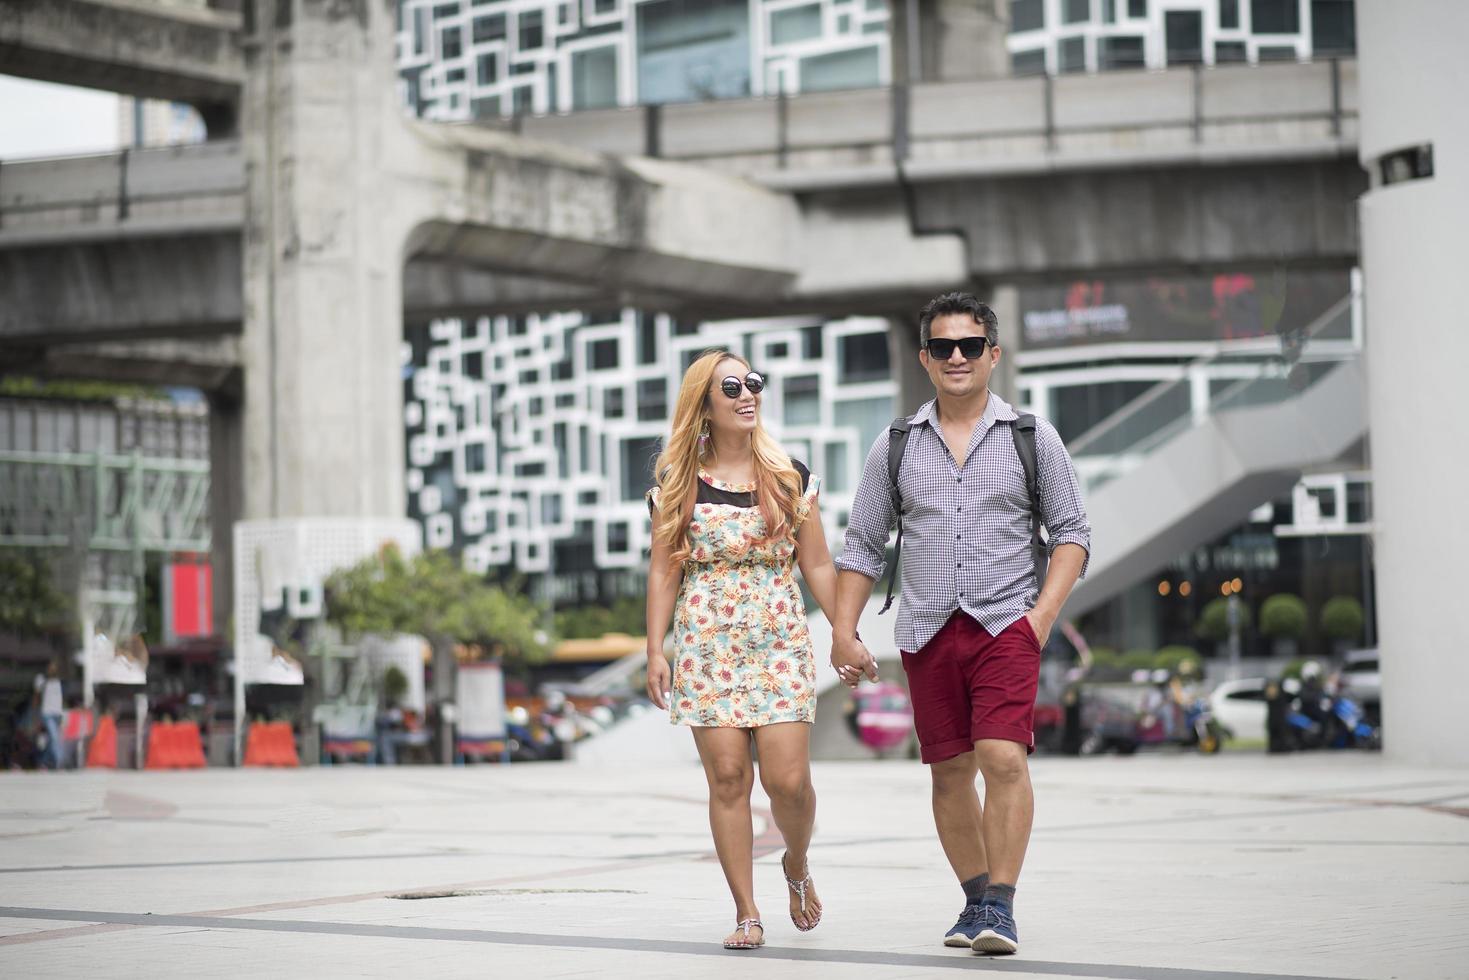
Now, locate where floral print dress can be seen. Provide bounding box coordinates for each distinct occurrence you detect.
[648,461,821,728]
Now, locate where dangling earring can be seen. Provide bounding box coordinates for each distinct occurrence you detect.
[698,419,710,453]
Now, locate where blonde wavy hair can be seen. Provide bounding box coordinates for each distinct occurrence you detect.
[652,349,804,564]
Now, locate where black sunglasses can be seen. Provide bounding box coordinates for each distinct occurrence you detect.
[720,372,766,399]
[924,336,991,360]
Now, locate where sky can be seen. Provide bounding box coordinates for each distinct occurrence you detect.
[0,76,120,159]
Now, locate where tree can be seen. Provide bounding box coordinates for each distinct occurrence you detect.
[1259,594,1308,640]
[0,549,73,640]
[554,596,646,640]
[324,547,546,665]
[1320,596,1365,644]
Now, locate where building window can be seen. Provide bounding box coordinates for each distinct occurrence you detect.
[1099,35,1145,70]
[823,442,849,493]
[1058,35,1087,72]
[519,10,544,51]
[607,521,630,553]
[1257,44,1298,61]
[1012,47,1047,76]
[604,387,624,419]
[590,338,619,370]
[1164,10,1203,65]
[838,332,890,383]
[1010,0,1044,33]
[441,26,462,60]
[1310,0,1356,56]
[473,14,506,43]
[1101,0,1116,23]
[1251,0,1300,33]
[571,46,619,110]
[1219,0,1240,28]
[1127,0,1146,16]
[1214,41,1248,63]
[784,375,821,426]
[477,53,498,86]
[771,3,823,45]
[637,378,667,422]
[1062,0,1090,24]
[802,325,823,359]
[799,46,881,93]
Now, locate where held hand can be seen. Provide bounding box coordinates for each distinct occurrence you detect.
[1023,607,1056,649]
[646,653,672,710]
[831,635,878,688]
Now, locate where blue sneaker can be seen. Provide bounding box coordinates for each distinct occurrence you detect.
[971,903,1019,955]
[943,903,985,947]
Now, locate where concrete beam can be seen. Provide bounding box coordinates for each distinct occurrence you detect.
[0,234,241,344]
[0,0,243,129]
[911,159,1366,281]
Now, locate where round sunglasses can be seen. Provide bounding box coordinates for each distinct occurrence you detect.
[719,372,766,399]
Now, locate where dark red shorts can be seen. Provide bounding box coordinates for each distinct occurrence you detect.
[900,611,1040,764]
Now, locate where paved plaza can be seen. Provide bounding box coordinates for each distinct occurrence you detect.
[1,752,1466,979]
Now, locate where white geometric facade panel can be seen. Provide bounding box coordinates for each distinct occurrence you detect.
[402,311,896,601]
[1006,0,1355,75]
[395,0,891,120]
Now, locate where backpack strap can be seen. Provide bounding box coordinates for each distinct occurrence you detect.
[1010,413,1048,591]
[878,417,914,614]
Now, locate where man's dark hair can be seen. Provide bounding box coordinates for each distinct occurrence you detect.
[919,292,1000,347]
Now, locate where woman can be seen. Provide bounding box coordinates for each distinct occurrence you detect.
[646,349,839,950]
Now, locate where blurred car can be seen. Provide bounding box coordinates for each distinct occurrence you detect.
[1208,677,1269,743]
[1339,648,1380,708]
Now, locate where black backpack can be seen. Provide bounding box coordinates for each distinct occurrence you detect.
[878,413,1046,614]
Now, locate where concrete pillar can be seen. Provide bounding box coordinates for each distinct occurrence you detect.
[240,0,408,524]
[892,0,1009,84]
[1357,2,1469,767]
[207,388,244,636]
[886,316,931,417]
[988,284,1022,407]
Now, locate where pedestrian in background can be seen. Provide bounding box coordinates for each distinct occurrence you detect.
[33,660,65,771]
[645,348,864,949]
[829,293,1091,956]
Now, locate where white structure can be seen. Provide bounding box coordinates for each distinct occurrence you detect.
[1006,0,1356,74]
[1357,2,1469,768]
[396,0,892,119]
[404,312,896,597]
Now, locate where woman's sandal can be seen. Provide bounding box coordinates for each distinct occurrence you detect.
[723,918,765,950]
[782,852,822,932]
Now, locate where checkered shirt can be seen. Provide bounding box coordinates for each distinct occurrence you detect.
[835,392,1092,653]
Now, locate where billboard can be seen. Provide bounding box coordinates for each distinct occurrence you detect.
[1020,269,1351,350]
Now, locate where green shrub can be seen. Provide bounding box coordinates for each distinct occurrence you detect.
[1121,649,1156,672]
[1259,594,1308,639]
[1154,645,1202,676]
[1196,597,1252,642]
[1320,596,1365,642]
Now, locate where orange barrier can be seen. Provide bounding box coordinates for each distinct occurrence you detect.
[86,715,118,768]
[243,721,299,767]
[144,721,208,770]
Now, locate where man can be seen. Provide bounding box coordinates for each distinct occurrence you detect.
[830,292,1091,956]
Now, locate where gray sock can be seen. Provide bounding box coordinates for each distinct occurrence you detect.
[983,882,1016,912]
[961,872,989,906]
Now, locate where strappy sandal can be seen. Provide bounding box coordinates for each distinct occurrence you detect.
[782,852,822,932]
[723,917,764,950]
